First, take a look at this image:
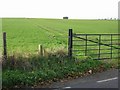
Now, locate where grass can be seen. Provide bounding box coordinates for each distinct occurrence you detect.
[2,18,118,54]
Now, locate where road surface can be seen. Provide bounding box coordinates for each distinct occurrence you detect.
[49,69,119,89]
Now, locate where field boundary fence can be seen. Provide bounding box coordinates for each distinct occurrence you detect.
[68,29,120,60]
[3,32,7,61]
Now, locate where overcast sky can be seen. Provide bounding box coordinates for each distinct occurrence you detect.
[0,0,119,19]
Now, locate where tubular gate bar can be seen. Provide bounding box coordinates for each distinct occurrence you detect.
[68,29,120,60]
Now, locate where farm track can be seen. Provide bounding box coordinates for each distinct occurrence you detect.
[26,19,67,38]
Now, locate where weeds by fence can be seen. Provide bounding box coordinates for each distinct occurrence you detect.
[2,30,120,61]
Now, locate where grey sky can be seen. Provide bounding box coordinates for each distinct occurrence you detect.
[0,0,119,19]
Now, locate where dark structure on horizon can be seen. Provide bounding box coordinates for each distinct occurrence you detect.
[63,17,68,19]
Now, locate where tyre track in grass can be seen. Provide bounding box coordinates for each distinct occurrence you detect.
[26,18,67,38]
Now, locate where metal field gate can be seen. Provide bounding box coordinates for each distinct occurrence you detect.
[68,29,120,60]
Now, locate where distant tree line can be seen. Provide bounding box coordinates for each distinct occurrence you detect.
[98,18,119,20]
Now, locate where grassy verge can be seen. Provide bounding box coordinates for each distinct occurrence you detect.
[2,51,115,88]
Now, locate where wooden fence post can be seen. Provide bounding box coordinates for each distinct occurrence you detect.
[39,44,43,56]
[3,32,7,61]
[68,29,73,58]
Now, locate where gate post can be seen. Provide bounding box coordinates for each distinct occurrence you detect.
[3,32,7,61]
[68,29,73,58]
[98,35,101,60]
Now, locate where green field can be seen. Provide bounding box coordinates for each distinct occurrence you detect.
[2,18,118,54]
[2,18,119,88]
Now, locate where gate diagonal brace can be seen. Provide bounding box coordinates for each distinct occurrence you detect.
[73,35,120,50]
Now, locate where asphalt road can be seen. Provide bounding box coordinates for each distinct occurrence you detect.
[49,69,119,89]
